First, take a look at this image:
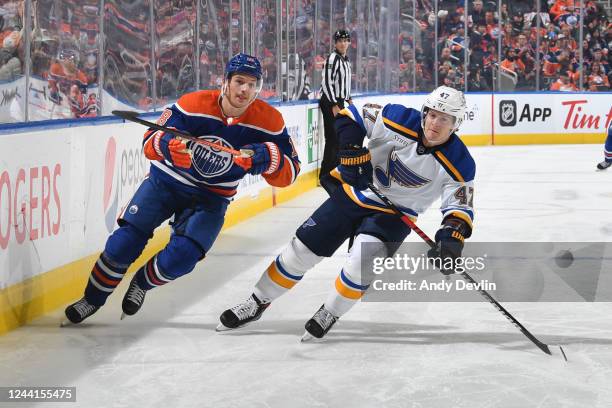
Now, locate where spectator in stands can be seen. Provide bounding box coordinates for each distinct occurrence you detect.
[500,47,525,76]
[0,29,20,81]
[48,44,95,118]
[468,63,489,91]
[549,0,575,21]
[587,62,610,91]
[590,45,609,74]
[507,0,533,18]
[439,47,457,69]
[470,23,493,51]
[510,13,525,37]
[471,0,486,27]
[550,73,578,91]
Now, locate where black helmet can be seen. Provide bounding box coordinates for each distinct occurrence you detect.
[333,29,351,42]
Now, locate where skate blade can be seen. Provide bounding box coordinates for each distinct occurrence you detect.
[300,331,316,342]
[60,319,75,327]
[215,323,235,332]
[120,312,128,320]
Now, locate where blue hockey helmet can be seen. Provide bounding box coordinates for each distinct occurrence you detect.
[222,53,263,107]
[225,53,263,80]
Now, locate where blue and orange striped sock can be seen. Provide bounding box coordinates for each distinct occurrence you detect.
[324,269,370,318]
[84,252,129,306]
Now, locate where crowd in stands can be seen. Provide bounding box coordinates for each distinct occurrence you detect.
[0,0,610,123]
[400,0,611,91]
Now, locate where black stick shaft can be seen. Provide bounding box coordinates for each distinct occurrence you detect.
[112,110,243,156]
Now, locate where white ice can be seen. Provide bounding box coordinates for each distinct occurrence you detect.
[1,144,611,408]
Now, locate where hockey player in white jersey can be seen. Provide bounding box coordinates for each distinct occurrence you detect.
[218,86,475,339]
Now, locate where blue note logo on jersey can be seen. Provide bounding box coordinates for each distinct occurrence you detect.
[375,149,431,188]
[301,217,317,228]
[190,136,234,178]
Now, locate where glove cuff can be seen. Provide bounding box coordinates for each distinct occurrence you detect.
[436,224,465,243]
[263,142,282,175]
[153,131,164,157]
[339,148,371,166]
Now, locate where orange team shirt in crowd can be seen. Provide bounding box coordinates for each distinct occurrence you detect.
[500,58,525,74]
[48,62,89,94]
[588,73,610,87]
[543,60,561,76]
[550,0,575,18]
[550,79,578,90]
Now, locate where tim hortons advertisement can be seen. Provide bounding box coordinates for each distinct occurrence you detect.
[495,93,612,134]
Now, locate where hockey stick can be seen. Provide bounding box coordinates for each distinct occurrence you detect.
[112,110,251,157]
[366,182,567,361]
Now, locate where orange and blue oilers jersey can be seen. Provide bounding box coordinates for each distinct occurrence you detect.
[143,89,300,200]
[335,103,475,230]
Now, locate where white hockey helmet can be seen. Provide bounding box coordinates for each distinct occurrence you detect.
[421,85,467,133]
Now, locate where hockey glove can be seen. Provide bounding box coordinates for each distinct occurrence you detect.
[236,142,283,176]
[427,224,465,275]
[334,105,367,148]
[338,147,373,191]
[145,130,192,169]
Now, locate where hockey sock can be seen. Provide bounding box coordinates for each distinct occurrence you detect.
[135,255,175,290]
[84,223,149,306]
[324,234,387,317]
[254,237,323,302]
[324,269,369,317]
[84,252,130,306]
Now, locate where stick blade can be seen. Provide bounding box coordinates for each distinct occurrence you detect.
[542,343,568,362]
[557,345,568,362]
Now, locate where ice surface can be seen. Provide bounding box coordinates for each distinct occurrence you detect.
[1,144,611,408]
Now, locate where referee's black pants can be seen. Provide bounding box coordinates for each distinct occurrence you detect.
[319,95,340,192]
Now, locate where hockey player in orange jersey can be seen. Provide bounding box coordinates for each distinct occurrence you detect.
[63,53,301,325]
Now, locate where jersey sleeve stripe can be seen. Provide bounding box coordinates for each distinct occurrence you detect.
[382,117,419,140]
[433,151,465,182]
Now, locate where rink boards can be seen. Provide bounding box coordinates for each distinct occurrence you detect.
[0,92,610,334]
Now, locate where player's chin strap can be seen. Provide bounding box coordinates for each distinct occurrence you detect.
[366,182,567,361]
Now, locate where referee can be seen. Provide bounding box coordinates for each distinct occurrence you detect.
[319,29,352,193]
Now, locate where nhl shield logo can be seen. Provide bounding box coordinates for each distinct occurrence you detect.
[499,100,517,127]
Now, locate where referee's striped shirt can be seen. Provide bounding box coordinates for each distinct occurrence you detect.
[320,51,351,106]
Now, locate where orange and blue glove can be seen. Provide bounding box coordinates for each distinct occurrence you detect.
[144,130,192,169]
[234,142,283,175]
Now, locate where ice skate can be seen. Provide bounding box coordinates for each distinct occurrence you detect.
[217,294,270,331]
[301,304,338,342]
[597,160,611,170]
[121,275,147,319]
[61,297,100,326]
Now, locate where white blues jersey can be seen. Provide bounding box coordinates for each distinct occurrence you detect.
[337,103,475,229]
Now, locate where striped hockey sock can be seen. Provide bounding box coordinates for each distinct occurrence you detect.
[84,252,129,306]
